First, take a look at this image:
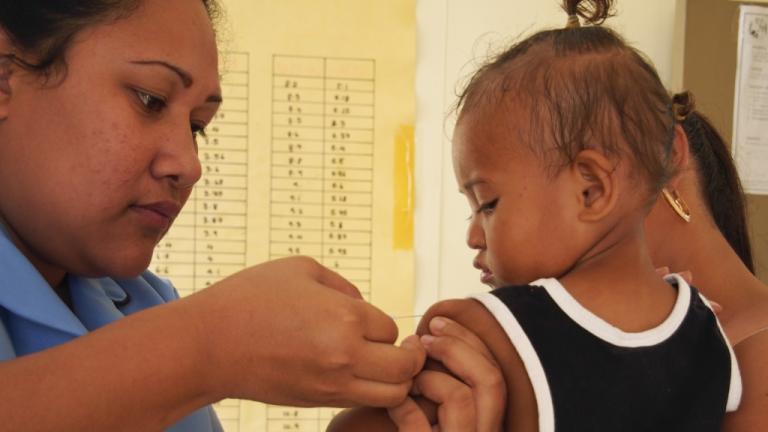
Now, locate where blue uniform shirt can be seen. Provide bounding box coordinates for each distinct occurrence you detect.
[0,226,222,432]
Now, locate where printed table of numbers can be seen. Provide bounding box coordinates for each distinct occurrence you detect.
[270,55,375,299]
[267,55,375,430]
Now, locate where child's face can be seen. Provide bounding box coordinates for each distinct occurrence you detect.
[453,108,581,288]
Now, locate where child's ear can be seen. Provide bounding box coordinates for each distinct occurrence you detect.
[666,124,691,189]
[571,149,618,222]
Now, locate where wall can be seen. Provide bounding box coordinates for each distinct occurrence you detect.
[684,0,768,281]
[413,0,689,312]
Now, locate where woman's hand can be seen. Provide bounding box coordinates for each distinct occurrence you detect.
[184,256,426,408]
[656,267,723,313]
[388,317,506,432]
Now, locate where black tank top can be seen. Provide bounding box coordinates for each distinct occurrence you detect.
[471,275,741,432]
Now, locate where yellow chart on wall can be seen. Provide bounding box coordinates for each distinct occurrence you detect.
[149,1,416,430]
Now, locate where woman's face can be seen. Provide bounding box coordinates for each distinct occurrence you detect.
[0,0,221,282]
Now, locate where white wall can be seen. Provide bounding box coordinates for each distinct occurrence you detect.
[413,0,688,313]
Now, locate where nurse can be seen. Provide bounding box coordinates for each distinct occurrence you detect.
[0,0,502,430]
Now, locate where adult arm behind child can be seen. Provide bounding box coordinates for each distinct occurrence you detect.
[722,330,768,431]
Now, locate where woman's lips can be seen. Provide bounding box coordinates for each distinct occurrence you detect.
[131,201,181,232]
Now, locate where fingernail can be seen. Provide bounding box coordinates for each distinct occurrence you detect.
[420,334,435,346]
[430,317,447,332]
[400,334,418,348]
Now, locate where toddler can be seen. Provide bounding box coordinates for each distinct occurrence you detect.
[331,0,741,430]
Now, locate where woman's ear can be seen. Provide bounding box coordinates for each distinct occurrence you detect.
[571,149,618,223]
[666,124,691,189]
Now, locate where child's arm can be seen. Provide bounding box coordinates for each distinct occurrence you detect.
[328,298,537,432]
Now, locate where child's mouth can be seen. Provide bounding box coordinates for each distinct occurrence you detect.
[480,270,494,285]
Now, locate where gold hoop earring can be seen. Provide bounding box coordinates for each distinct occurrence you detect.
[662,188,691,223]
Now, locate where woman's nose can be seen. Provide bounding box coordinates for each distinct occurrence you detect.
[150,126,203,189]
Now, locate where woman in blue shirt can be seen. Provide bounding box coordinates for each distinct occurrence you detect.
[0,0,504,430]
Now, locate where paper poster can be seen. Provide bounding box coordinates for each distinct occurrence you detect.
[149,1,417,430]
[733,4,768,194]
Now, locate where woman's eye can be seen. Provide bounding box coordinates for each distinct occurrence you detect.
[477,198,499,215]
[135,89,167,113]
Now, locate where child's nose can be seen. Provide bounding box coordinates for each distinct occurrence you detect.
[466,218,486,250]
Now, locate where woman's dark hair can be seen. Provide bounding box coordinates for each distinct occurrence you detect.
[0,0,220,79]
[674,92,755,273]
[456,0,676,199]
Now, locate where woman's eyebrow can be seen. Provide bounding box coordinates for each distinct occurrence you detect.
[129,59,223,104]
[131,59,193,86]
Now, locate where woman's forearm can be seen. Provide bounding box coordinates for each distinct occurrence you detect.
[0,299,213,432]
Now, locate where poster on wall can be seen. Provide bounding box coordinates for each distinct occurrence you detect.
[733,4,768,195]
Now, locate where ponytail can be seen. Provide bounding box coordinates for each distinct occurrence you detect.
[561,0,616,27]
[675,92,755,273]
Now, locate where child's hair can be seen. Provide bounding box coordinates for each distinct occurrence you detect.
[673,92,755,273]
[456,0,677,200]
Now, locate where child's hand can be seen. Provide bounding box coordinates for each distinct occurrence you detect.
[388,369,478,431]
[387,396,436,431]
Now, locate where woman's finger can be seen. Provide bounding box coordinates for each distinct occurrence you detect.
[351,335,425,385]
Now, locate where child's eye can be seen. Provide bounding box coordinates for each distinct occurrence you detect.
[477,198,499,215]
[135,89,167,113]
